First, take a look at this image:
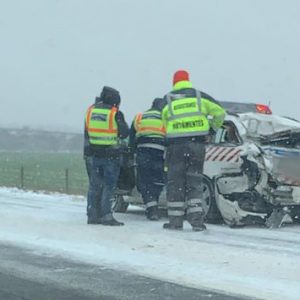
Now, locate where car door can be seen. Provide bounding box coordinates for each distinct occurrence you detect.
[203,121,245,178]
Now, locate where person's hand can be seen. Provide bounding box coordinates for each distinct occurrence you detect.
[209,127,216,136]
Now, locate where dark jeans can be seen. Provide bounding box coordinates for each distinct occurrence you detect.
[87,156,120,221]
[117,151,136,192]
[136,147,165,207]
[85,156,102,216]
[84,156,93,179]
[166,141,206,226]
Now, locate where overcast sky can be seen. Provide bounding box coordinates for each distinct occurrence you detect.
[1,0,300,132]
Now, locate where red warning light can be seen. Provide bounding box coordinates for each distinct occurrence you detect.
[256,104,272,114]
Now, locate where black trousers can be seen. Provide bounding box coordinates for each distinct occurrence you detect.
[166,141,206,226]
[136,147,165,209]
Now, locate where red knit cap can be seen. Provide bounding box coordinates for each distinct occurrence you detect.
[173,70,190,85]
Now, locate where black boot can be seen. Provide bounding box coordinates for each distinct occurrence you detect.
[192,224,207,231]
[146,206,159,221]
[87,217,101,225]
[87,219,99,225]
[187,212,206,232]
[163,216,183,230]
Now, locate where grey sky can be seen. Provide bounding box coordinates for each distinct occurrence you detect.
[1,0,300,132]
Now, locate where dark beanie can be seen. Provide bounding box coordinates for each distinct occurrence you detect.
[94,96,102,104]
[152,97,167,111]
[100,86,121,106]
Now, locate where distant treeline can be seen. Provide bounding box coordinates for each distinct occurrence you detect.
[0,127,82,153]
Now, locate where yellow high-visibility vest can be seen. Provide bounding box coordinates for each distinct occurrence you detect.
[134,110,165,139]
[86,106,118,146]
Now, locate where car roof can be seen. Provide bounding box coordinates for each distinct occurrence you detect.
[219,101,257,113]
[219,101,271,114]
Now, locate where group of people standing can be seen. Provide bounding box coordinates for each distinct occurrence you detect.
[84,70,226,231]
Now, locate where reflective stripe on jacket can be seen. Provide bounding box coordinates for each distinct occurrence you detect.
[86,107,118,146]
[134,110,166,139]
[162,80,225,138]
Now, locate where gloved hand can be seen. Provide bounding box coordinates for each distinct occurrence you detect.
[209,127,216,136]
[206,128,216,143]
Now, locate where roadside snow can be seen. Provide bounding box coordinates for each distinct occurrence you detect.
[1,187,300,300]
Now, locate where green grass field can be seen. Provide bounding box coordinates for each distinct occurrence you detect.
[0,152,88,195]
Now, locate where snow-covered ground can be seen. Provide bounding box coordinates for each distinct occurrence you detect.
[1,187,300,300]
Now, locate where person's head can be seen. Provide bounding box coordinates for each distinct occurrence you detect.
[94,96,102,104]
[100,86,121,107]
[151,97,167,111]
[173,70,190,86]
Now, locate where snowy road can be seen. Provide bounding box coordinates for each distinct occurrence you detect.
[0,243,246,300]
[1,188,300,300]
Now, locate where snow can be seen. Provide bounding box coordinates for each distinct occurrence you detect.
[1,187,300,300]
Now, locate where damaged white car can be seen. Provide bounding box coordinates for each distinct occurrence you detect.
[210,112,300,228]
[114,112,300,228]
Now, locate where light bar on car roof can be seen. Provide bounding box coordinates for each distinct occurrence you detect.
[256,104,272,114]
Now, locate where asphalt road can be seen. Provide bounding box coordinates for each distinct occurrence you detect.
[0,243,255,300]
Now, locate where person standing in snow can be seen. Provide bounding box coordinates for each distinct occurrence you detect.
[129,98,167,220]
[84,96,108,178]
[85,86,129,225]
[162,70,225,231]
[84,96,102,217]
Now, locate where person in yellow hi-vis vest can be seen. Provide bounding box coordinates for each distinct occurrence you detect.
[129,98,167,220]
[85,86,129,226]
[162,70,225,231]
[84,96,105,178]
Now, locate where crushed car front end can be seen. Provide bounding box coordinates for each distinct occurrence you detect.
[213,113,300,228]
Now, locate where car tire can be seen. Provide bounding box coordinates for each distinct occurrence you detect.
[112,194,129,213]
[290,206,300,223]
[202,176,223,224]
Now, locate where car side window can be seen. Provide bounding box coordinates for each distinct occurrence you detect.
[212,122,241,145]
[214,127,227,143]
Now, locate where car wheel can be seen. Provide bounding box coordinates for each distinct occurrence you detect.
[112,194,129,213]
[290,206,300,223]
[202,176,223,223]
